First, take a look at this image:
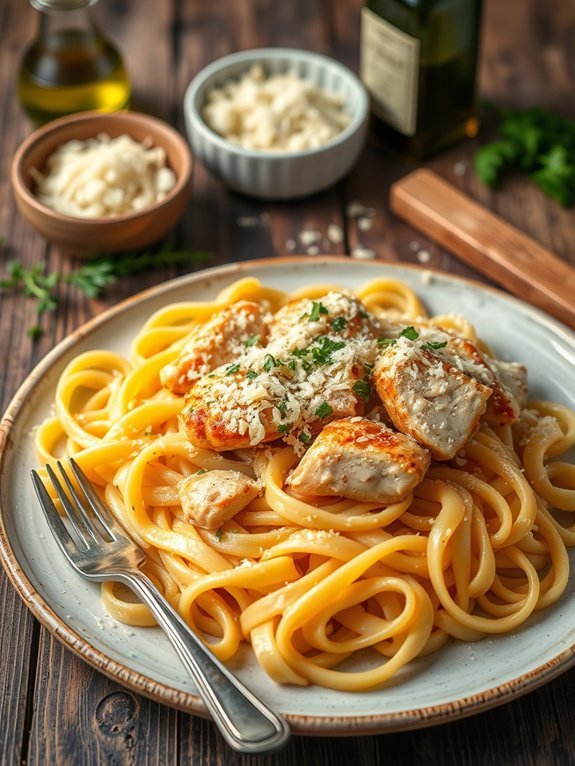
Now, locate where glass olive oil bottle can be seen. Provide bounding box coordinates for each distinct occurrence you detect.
[360,0,483,159]
[19,0,131,125]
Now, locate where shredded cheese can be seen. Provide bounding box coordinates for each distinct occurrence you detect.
[31,133,177,218]
[202,63,351,152]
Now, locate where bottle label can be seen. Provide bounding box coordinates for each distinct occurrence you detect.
[360,7,419,136]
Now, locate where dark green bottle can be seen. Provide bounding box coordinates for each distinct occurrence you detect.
[360,0,483,160]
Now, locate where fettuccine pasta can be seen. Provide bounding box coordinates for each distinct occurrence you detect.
[35,276,575,691]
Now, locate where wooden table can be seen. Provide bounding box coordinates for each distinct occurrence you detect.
[1,0,575,763]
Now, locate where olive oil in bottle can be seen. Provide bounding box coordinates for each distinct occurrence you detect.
[19,0,131,125]
[360,0,483,159]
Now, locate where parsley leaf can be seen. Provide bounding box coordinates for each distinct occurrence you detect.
[315,402,333,419]
[400,326,419,340]
[474,106,575,206]
[246,369,259,379]
[311,336,345,365]
[0,240,211,339]
[377,336,397,348]
[352,380,371,402]
[298,432,311,444]
[422,341,448,351]
[244,334,259,347]
[225,363,240,375]
[277,423,291,434]
[332,316,348,332]
[263,353,281,372]
[309,301,329,321]
[215,529,223,542]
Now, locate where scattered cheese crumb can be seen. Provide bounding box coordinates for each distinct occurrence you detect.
[237,215,261,227]
[357,216,373,231]
[416,249,431,263]
[327,223,343,244]
[351,246,376,260]
[346,201,366,218]
[306,245,319,255]
[300,229,321,247]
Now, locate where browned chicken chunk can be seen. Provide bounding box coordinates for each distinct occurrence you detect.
[161,301,269,395]
[376,319,526,426]
[178,469,260,529]
[373,337,491,460]
[287,417,430,503]
[180,363,364,451]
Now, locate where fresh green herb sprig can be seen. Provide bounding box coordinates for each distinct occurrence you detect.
[474,106,575,206]
[0,243,211,338]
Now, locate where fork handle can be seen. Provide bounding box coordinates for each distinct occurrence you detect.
[120,571,290,754]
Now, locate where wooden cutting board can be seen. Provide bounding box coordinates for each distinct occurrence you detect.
[390,169,575,330]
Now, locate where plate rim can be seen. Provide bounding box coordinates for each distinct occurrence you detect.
[2,254,575,735]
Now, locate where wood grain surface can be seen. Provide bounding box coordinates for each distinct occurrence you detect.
[1,0,575,764]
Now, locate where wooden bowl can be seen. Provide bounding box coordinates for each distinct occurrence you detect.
[11,111,193,256]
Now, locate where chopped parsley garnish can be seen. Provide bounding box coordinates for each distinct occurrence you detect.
[298,432,312,444]
[378,326,419,348]
[263,353,280,372]
[422,341,448,351]
[311,336,345,365]
[246,369,259,379]
[225,363,240,375]
[401,326,419,340]
[309,301,329,321]
[352,380,371,402]
[215,528,223,542]
[332,316,348,332]
[195,468,207,475]
[278,398,288,417]
[244,334,259,347]
[377,336,397,348]
[357,307,369,319]
[277,423,291,434]
[315,402,333,419]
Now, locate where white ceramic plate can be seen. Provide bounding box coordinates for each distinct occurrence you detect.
[2,257,575,735]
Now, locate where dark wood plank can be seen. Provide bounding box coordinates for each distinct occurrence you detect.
[26,634,178,766]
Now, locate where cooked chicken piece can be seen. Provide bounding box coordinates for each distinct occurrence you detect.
[178,469,260,529]
[375,318,524,425]
[287,417,430,503]
[267,292,379,363]
[373,337,491,460]
[160,301,269,395]
[180,368,284,450]
[487,358,528,410]
[444,338,522,425]
[180,363,364,451]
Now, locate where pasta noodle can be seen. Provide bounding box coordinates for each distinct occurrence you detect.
[35,276,575,691]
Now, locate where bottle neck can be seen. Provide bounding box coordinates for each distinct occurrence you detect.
[30,0,98,9]
[33,2,100,40]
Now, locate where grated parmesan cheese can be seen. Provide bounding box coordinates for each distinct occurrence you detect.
[202,64,351,152]
[31,133,177,218]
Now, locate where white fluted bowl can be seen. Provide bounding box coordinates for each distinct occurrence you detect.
[183,48,369,200]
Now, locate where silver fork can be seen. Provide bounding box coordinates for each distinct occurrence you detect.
[31,459,290,754]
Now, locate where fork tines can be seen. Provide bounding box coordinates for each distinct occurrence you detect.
[32,459,117,550]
